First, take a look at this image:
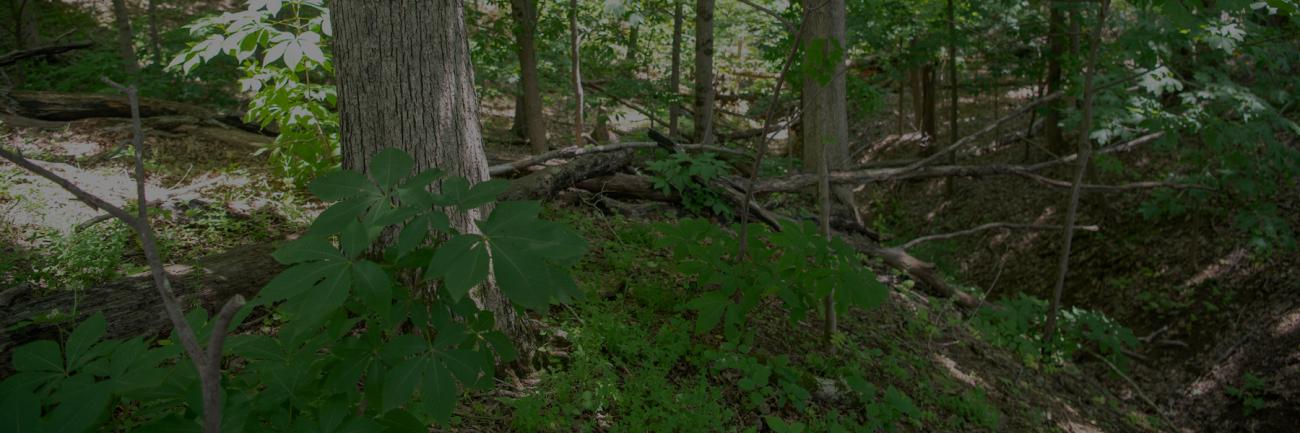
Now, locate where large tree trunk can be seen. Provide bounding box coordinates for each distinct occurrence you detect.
[1043,0,1066,157]
[669,0,684,138]
[569,0,584,146]
[331,0,531,351]
[111,0,139,73]
[693,0,715,143]
[802,0,859,226]
[510,0,547,152]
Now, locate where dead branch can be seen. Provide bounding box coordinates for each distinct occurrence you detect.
[0,41,93,67]
[488,142,746,176]
[898,222,1100,250]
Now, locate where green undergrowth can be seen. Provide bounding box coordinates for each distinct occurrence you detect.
[503,207,1147,433]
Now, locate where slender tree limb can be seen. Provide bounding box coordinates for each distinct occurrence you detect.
[0,41,92,67]
[898,222,1099,250]
[0,147,140,227]
[488,142,746,176]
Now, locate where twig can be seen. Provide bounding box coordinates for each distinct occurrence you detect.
[898,222,1099,250]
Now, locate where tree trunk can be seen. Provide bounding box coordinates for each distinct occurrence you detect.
[569,0,584,146]
[909,67,924,130]
[111,0,139,73]
[1043,0,1066,157]
[510,0,547,152]
[147,0,163,66]
[693,0,715,144]
[669,0,684,138]
[801,0,859,227]
[626,25,639,62]
[945,0,958,197]
[921,63,937,153]
[331,0,532,352]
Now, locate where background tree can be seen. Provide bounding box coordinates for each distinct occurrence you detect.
[693,0,715,143]
[111,0,139,73]
[511,0,547,152]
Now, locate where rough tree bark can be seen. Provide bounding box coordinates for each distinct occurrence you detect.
[569,0,584,146]
[693,0,715,143]
[800,0,858,227]
[510,0,547,152]
[920,63,937,152]
[669,0,684,138]
[147,0,164,66]
[331,0,532,350]
[111,0,140,73]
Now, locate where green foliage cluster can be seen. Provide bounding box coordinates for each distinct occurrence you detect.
[172,0,338,184]
[0,148,587,431]
[972,295,1138,368]
[1224,372,1270,417]
[646,152,734,217]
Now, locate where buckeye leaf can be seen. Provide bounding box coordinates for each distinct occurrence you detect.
[271,236,343,265]
[369,148,414,190]
[399,167,445,193]
[352,260,392,316]
[427,235,488,301]
[294,264,352,318]
[64,313,107,371]
[0,386,39,433]
[490,245,550,310]
[394,216,430,257]
[457,179,511,210]
[686,292,730,334]
[381,358,422,413]
[12,340,62,373]
[420,360,456,425]
[310,170,374,201]
[259,260,346,303]
[478,201,540,234]
[43,382,112,433]
[308,196,374,236]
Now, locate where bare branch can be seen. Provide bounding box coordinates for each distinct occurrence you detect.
[0,41,92,67]
[488,142,747,176]
[0,147,140,227]
[898,222,1100,250]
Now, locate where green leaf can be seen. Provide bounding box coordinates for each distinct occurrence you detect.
[400,168,446,192]
[369,148,415,190]
[340,220,370,259]
[838,267,888,310]
[490,244,550,310]
[308,197,374,236]
[64,313,107,371]
[484,332,518,364]
[0,386,39,433]
[456,179,510,210]
[420,360,456,425]
[352,260,392,317]
[394,216,430,257]
[441,349,484,387]
[288,264,352,319]
[13,340,63,373]
[427,235,489,301]
[310,170,374,201]
[686,292,729,334]
[44,382,112,433]
[478,201,541,234]
[381,358,423,413]
[765,416,805,433]
[258,260,346,303]
[381,335,429,363]
[271,236,344,265]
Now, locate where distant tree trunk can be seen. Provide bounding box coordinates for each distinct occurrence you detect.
[147,0,163,66]
[569,0,584,146]
[945,0,958,197]
[592,104,610,144]
[910,67,924,130]
[510,0,547,152]
[921,63,937,153]
[669,0,684,138]
[693,0,715,144]
[512,86,527,140]
[1043,0,1066,157]
[626,25,639,62]
[111,0,139,73]
[15,0,40,50]
[331,0,533,353]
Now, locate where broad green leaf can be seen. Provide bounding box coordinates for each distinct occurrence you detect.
[308,196,374,236]
[64,313,107,371]
[309,170,373,201]
[427,235,489,301]
[271,236,344,265]
[478,201,540,234]
[381,335,429,362]
[381,358,423,413]
[287,264,352,320]
[686,292,730,334]
[490,245,550,310]
[438,177,471,205]
[369,148,414,190]
[484,332,518,364]
[339,220,370,259]
[420,360,456,425]
[13,340,62,373]
[352,260,392,316]
[440,349,484,387]
[0,386,39,433]
[837,267,887,311]
[44,382,112,433]
[394,216,430,257]
[457,179,511,210]
[373,207,420,227]
[259,260,346,303]
[400,168,445,192]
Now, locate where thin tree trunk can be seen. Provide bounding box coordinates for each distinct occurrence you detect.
[945,0,958,197]
[669,0,684,138]
[510,0,547,152]
[147,0,163,66]
[111,0,139,73]
[1043,0,1066,157]
[331,0,533,354]
[1044,0,1110,348]
[921,63,937,152]
[626,25,639,62]
[693,0,715,143]
[910,66,924,130]
[569,0,584,146]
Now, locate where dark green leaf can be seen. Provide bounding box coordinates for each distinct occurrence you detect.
[289,264,352,319]
[340,220,370,259]
[271,236,344,265]
[400,167,445,192]
[352,260,392,317]
[427,235,489,301]
[420,360,456,425]
[458,179,510,209]
[258,261,346,303]
[381,335,429,362]
[440,349,484,387]
[13,340,62,373]
[478,201,540,234]
[310,170,374,201]
[394,216,430,257]
[490,244,550,310]
[686,292,729,334]
[484,332,518,364]
[65,313,107,371]
[308,197,374,236]
[381,358,423,413]
[0,386,39,433]
[369,148,414,190]
[44,382,112,433]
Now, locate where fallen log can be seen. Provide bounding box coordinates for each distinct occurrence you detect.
[12,90,218,121]
[501,150,636,201]
[488,141,746,177]
[0,242,283,370]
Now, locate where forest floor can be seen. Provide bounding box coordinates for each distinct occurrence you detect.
[1,88,1295,432]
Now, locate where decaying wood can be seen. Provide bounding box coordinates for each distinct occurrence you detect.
[12,91,218,120]
[501,151,635,201]
[0,41,93,67]
[489,141,747,177]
